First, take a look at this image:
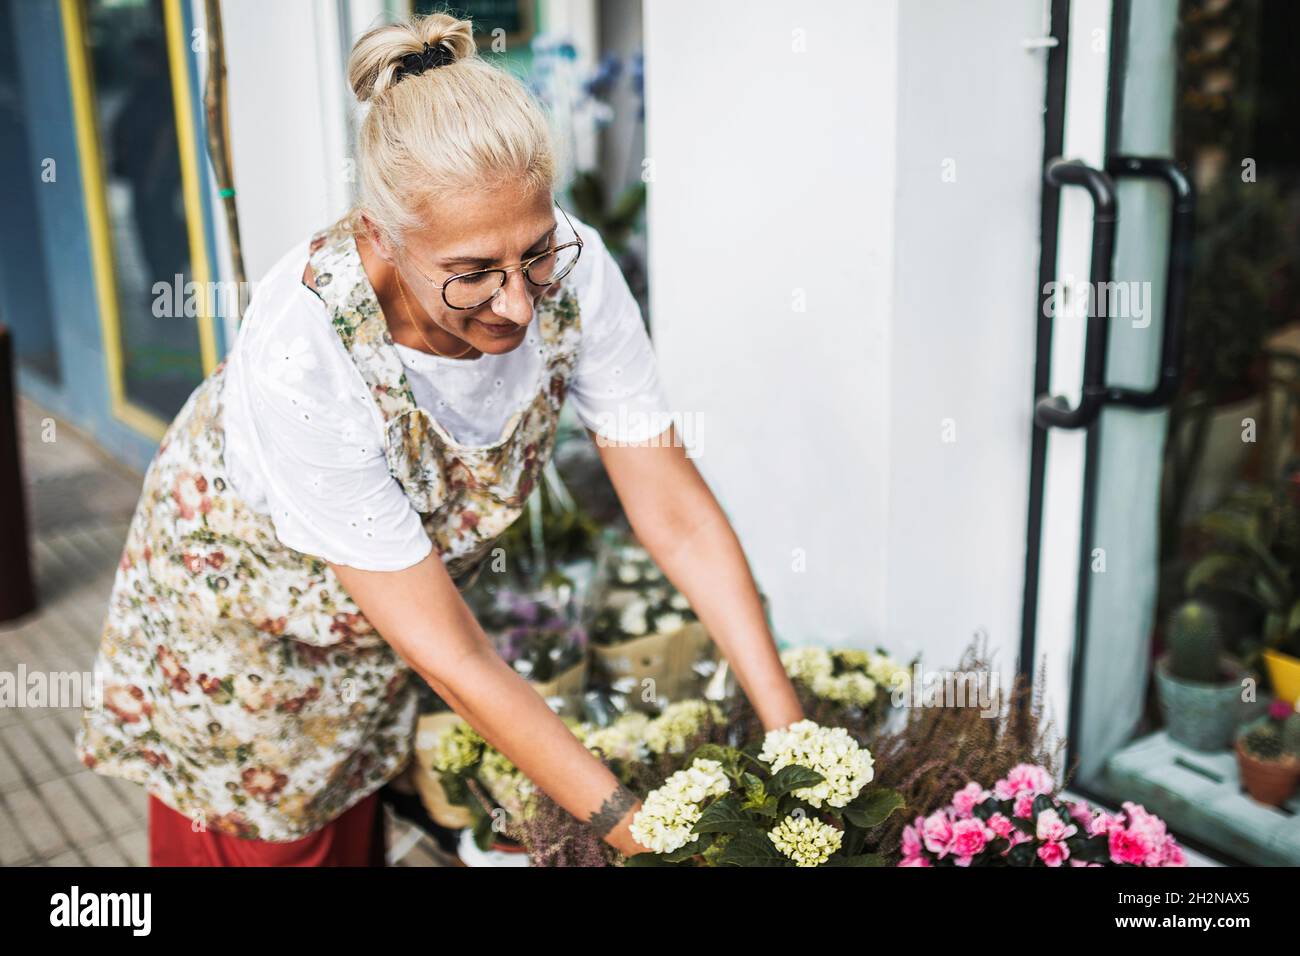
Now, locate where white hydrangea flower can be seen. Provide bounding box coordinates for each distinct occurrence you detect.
[478,748,536,821]
[781,647,834,686]
[629,758,731,854]
[769,814,843,867]
[644,700,725,755]
[584,712,651,763]
[865,652,909,691]
[758,720,874,808]
[619,598,649,636]
[669,592,691,611]
[429,721,485,774]
[616,563,641,584]
[811,671,878,706]
[655,612,686,635]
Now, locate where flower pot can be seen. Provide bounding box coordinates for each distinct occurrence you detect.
[456,826,530,867]
[1234,739,1300,807]
[411,713,475,829]
[528,655,589,716]
[593,622,714,712]
[1154,654,1248,752]
[1263,649,1300,709]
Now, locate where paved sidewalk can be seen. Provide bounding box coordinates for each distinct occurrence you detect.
[0,397,448,866]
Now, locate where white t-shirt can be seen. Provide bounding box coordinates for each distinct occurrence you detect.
[220,216,672,572]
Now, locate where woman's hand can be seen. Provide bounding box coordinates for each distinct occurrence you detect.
[329,551,654,855]
[592,424,806,732]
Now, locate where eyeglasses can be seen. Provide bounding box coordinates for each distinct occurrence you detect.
[402,203,584,311]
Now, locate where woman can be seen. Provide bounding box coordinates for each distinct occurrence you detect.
[75,10,803,866]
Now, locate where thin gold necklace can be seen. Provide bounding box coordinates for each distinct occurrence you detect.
[393,266,476,359]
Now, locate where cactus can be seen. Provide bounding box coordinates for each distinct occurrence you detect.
[1167,600,1225,684]
[1283,712,1300,758]
[1241,721,1284,761]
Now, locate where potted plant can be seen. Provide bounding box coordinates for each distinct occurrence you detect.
[1234,701,1300,807]
[1154,599,1249,751]
[897,764,1186,867]
[623,720,906,867]
[1183,477,1300,703]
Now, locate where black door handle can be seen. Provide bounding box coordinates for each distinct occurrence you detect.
[1035,158,1118,430]
[1102,156,1196,409]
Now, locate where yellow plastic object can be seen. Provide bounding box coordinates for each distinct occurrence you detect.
[1263,649,1300,708]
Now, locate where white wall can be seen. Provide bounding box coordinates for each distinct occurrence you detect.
[213,0,354,291]
[645,0,1051,683]
[644,0,899,648]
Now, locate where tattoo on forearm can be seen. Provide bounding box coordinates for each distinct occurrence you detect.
[587,784,638,837]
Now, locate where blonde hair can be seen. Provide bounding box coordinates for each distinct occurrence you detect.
[342,11,555,248]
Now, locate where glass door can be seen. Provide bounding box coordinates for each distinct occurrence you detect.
[1051,0,1300,865]
[62,0,216,437]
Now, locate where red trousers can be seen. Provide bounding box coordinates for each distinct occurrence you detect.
[148,791,387,867]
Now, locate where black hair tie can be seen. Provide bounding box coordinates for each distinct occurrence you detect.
[393,41,454,83]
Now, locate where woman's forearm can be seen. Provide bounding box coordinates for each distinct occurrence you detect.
[634,502,804,732]
[417,645,646,854]
[328,554,647,854]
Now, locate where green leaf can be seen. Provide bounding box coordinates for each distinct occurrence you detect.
[695,796,752,835]
[1068,834,1110,862]
[471,812,495,851]
[841,788,906,830]
[841,823,867,857]
[1256,572,1285,612]
[610,182,647,224]
[1185,554,1251,595]
[662,836,707,863]
[687,743,742,779]
[1007,842,1038,866]
[767,764,825,797]
[717,830,787,867]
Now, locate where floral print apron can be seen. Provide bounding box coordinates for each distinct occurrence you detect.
[75,218,583,841]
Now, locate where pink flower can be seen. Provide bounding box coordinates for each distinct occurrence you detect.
[1069,858,1100,868]
[1120,802,1170,866]
[1268,698,1295,720]
[1088,810,1120,837]
[1013,791,1036,819]
[1159,840,1187,867]
[1067,800,1094,826]
[986,813,1015,839]
[951,782,988,818]
[1108,826,1155,866]
[922,810,955,857]
[1006,829,1033,849]
[993,763,1055,800]
[902,823,924,859]
[951,818,991,859]
[1037,841,1069,867]
[898,855,931,867]
[1035,808,1078,843]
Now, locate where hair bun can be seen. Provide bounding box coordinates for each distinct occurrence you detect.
[348,12,476,103]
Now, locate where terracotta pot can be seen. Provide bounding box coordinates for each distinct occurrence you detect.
[1235,739,1300,807]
